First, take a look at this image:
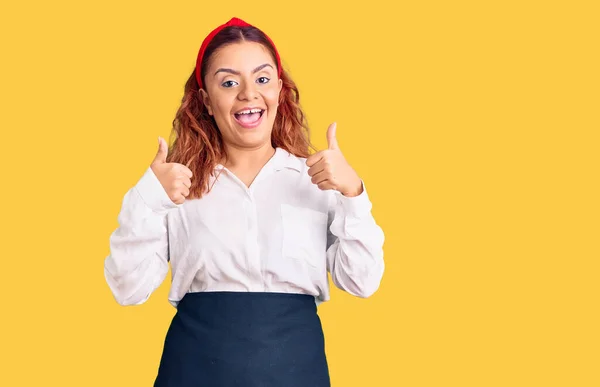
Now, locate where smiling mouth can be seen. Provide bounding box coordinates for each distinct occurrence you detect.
[233,108,265,128]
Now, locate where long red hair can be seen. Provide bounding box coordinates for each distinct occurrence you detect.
[165,25,315,199]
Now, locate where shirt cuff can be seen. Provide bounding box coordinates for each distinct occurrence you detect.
[134,166,181,213]
[333,180,373,217]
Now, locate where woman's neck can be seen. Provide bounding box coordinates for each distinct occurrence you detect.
[222,143,276,170]
[219,143,277,188]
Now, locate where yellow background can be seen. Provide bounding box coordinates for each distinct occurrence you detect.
[1,0,598,386]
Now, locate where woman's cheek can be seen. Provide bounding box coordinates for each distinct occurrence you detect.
[266,89,280,106]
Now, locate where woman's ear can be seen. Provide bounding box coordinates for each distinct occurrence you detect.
[199,89,213,115]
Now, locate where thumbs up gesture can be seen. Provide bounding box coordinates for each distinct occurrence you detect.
[306,123,363,197]
[150,137,193,205]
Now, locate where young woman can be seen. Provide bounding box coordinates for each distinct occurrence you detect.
[104,17,385,387]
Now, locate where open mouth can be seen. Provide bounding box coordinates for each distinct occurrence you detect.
[233,108,265,128]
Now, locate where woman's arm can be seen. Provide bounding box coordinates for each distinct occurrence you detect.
[104,167,180,306]
[326,181,385,298]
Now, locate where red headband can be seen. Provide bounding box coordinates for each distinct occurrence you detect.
[195,17,282,90]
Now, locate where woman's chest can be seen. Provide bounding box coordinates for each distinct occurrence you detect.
[166,181,332,269]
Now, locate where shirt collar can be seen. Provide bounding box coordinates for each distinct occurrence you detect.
[214,147,303,173]
[272,147,303,172]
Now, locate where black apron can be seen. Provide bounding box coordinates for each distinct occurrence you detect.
[153,291,331,387]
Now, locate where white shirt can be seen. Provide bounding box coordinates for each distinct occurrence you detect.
[104,147,385,307]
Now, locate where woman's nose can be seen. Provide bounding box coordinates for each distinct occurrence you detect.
[237,81,259,101]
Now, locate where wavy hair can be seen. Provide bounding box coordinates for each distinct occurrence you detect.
[165,25,315,199]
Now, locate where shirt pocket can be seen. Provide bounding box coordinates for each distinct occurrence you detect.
[280,203,329,268]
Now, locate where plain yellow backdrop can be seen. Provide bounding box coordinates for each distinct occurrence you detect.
[1,0,598,386]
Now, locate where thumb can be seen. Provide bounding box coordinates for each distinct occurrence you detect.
[153,136,168,164]
[327,122,339,150]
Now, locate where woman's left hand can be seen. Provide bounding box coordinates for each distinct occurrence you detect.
[306,123,364,197]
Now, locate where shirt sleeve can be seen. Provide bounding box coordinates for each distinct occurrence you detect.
[104,166,182,306]
[325,181,385,298]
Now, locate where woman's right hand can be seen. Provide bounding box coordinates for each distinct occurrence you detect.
[150,137,193,205]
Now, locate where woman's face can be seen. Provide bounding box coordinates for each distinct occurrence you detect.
[201,41,282,151]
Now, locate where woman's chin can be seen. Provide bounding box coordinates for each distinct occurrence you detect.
[235,128,273,148]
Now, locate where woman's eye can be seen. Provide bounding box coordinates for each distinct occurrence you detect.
[222,80,238,88]
[257,77,270,84]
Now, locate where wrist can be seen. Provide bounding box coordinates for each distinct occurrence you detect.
[341,178,364,197]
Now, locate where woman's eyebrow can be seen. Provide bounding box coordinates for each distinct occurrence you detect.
[214,63,274,77]
[252,63,273,73]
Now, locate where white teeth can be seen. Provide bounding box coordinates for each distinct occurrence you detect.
[237,108,263,115]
